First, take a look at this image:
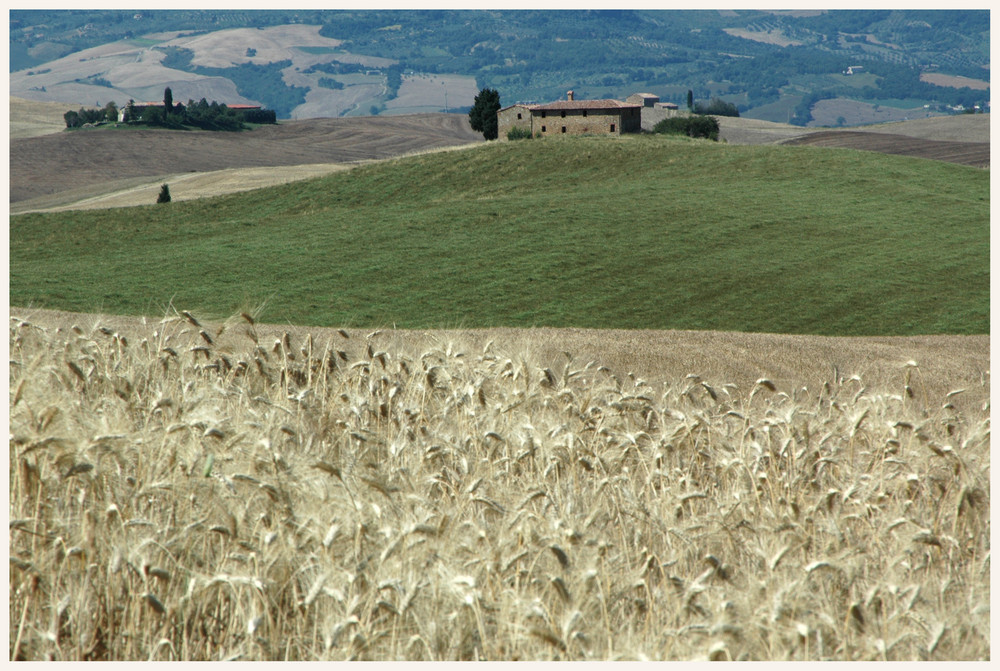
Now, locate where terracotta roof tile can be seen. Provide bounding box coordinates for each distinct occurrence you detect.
[534,99,641,111]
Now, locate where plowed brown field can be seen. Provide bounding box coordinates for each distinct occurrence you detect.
[780,130,989,168]
[10,113,483,204]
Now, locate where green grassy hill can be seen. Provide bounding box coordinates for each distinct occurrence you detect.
[10,135,989,335]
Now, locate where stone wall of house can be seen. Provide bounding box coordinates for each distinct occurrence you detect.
[533,107,640,136]
[640,105,684,131]
[497,105,534,140]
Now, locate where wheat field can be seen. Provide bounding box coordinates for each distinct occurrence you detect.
[8,309,990,660]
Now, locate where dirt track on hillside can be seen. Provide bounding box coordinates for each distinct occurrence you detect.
[10,113,483,204]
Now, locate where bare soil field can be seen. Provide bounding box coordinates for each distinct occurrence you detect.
[9,113,483,205]
[718,114,989,167]
[920,72,990,91]
[10,307,989,413]
[9,164,355,214]
[9,97,89,139]
[808,98,942,128]
[850,114,990,142]
[722,28,803,47]
[163,25,343,69]
[385,73,479,114]
[10,111,987,212]
[780,130,990,168]
[717,117,822,145]
[720,113,988,146]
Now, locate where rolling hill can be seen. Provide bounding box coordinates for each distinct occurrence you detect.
[9,111,483,205]
[10,133,988,336]
[10,101,988,213]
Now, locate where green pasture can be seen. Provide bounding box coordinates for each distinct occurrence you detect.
[10,135,989,335]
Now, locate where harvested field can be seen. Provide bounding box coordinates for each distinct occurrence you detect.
[853,114,989,143]
[920,72,990,91]
[10,164,354,214]
[779,131,989,168]
[717,117,821,145]
[385,73,479,114]
[718,114,988,147]
[9,97,88,139]
[808,98,941,128]
[9,113,483,204]
[722,27,803,47]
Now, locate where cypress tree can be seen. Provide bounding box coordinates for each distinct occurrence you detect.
[469,88,501,141]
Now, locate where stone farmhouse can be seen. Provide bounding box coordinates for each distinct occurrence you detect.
[119,101,261,122]
[497,90,684,139]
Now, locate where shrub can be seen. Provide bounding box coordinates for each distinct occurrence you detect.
[653,115,720,141]
[157,184,171,204]
[240,108,277,124]
[506,126,533,141]
[694,97,740,117]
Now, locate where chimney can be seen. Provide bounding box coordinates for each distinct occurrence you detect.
[567,90,574,101]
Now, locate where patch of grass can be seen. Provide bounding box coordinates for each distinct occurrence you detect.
[9,136,988,335]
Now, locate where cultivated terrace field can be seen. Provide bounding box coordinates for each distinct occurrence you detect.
[9,132,990,661]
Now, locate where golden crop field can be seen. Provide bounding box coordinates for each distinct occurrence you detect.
[8,309,990,660]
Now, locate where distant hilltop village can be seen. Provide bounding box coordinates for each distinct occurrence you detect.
[498,91,681,139]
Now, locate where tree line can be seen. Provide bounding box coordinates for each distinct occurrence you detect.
[64,87,276,131]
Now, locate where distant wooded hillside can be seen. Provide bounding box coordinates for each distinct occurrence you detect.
[10,10,989,125]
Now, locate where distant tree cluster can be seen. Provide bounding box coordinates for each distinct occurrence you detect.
[63,101,118,128]
[318,77,345,90]
[693,97,740,117]
[652,115,720,141]
[116,86,277,131]
[303,61,367,76]
[385,65,403,99]
[69,88,278,132]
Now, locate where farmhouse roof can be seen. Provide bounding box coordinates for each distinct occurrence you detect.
[130,101,261,109]
[534,99,641,111]
[499,103,540,112]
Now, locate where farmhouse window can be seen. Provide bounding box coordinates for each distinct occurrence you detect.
[561,126,566,133]
[541,111,546,118]
[541,125,546,132]
[583,110,587,117]
[561,110,566,118]
[517,113,522,119]
[610,124,616,133]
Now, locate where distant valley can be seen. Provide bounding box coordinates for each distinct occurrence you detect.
[10,9,989,126]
